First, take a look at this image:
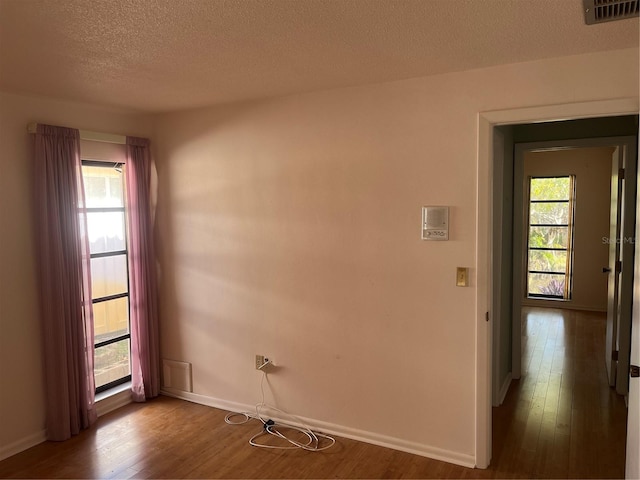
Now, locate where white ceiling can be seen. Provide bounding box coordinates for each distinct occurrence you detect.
[0,0,638,113]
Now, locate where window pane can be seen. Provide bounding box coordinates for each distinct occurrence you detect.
[109,177,123,205]
[529,202,569,225]
[528,273,566,297]
[91,254,128,298]
[529,226,568,249]
[527,176,573,300]
[94,339,131,389]
[87,211,126,254]
[83,165,124,208]
[530,177,570,201]
[94,297,129,344]
[528,249,567,273]
[84,175,106,204]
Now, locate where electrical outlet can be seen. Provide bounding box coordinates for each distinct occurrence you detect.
[255,355,265,370]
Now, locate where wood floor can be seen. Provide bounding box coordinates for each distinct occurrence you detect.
[0,308,628,479]
[490,307,628,479]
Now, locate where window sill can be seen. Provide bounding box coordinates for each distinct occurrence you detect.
[96,381,132,417]
[526,296,569,301]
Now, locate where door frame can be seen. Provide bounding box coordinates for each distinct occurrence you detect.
[475,98,639,469]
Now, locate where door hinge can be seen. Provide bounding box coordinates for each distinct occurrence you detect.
[619,167,625,180]
[485,311,489,322]
[630,365,639,378]
[616,260,622,273]
[612,350,619,362]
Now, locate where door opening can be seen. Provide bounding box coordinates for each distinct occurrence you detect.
[482,111,639,472]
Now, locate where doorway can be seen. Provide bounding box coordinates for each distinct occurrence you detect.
[492,118,639,403]
[494,135,636,476]
[492,116,637,468]
[475,102,639,470]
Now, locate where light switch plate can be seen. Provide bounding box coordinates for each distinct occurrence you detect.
[456,267,469,287]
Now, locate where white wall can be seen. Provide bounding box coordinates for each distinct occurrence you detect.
[0,91,152,460]
[153,48,639,465]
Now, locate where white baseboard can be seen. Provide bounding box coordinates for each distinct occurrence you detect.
[161,388,476,469]
[0,429,46,462]
[498,373,512,406]
[0,389,132,462]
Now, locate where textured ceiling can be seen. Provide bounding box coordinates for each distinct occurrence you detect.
[0,0,638,113]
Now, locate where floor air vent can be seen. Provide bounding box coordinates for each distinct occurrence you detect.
[162,359,193,392]
[584,0,639,24]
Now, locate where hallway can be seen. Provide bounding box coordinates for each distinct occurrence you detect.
[490,307,628,478]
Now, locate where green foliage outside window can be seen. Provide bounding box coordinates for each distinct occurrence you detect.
[527,176,574,299]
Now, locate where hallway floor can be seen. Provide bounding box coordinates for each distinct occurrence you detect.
[490,307,628,478]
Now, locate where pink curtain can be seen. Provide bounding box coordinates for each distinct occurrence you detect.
[125,136,160,401]
[33,124,96,441]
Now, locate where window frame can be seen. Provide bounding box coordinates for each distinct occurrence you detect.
[82,160,132,393]
[525,175,576,300]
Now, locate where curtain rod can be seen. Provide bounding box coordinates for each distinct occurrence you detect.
[27,122,127,145]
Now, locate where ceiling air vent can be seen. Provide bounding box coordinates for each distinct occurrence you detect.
[583,0,639,24]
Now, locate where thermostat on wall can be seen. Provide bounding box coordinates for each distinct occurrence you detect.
[422,206,449,240]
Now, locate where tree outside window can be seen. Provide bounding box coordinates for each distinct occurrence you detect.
[526,176,575,299]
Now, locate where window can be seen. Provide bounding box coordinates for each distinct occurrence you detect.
[526,176,575,300]
[82,162,131,393]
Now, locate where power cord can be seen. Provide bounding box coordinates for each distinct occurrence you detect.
[224,370,335,452]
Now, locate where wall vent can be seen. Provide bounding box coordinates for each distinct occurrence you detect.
[583,0,639,24]
[162,359,193,392]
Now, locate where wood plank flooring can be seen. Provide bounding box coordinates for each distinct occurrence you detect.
[490,307,628,479]
[0,307,628,478]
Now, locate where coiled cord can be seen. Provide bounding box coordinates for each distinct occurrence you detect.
[224,371,335,452]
